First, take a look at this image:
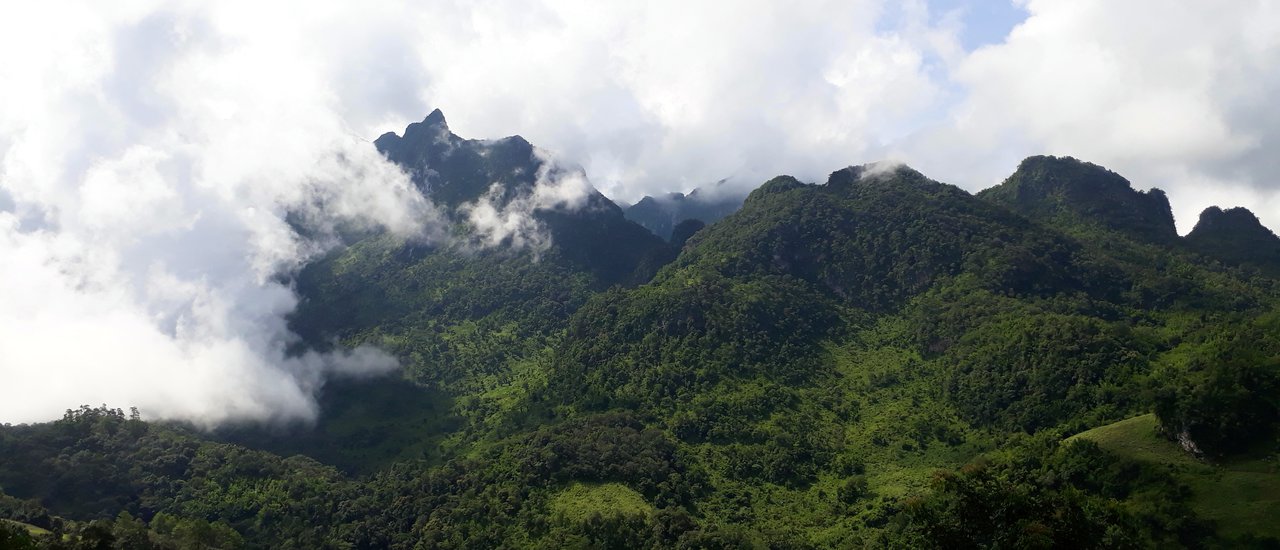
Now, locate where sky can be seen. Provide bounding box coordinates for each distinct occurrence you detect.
[1,0,1278,425]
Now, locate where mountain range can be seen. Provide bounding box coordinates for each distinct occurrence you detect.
[1,111,1278,549]
[621,185,745,242]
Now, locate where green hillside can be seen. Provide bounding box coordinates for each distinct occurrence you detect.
[1072,414,1280,540]
[1068,414,1198,466]
[1,121,1278,548]
[1,519,50,537]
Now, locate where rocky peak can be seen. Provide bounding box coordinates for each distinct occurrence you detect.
[1189,206,1271,236]
[979,155,1178,243]
[1186,206,1280,273]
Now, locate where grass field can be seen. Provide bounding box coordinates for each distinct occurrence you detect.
[1071,414,1280,540]
[2,518,51,536]
[1066,414,1202,466]
[548,482,653,523]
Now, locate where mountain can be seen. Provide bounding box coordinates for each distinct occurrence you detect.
[372,110,670,284]
[2,143,1279,549]
[979,155,1179,244]
[243,111,676,469]
[372,108,541,207]
[1186,206,1280,274]
[622,185,745,241]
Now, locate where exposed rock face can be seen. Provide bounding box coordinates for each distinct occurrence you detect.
[1176,428,1205,458]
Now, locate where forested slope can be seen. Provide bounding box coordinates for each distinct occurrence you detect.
[2,123,1278,549]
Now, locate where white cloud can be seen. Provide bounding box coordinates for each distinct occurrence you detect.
[900,0,1280,233]
[459,148,593,252]
[0,1,439,425]
[414,0,951,198]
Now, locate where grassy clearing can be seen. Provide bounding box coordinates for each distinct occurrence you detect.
[1067,414,1201,467]
[1184,468,1280,539]
[1072,413,1280,540]
[2,518,50,536]
[549,482,653,523]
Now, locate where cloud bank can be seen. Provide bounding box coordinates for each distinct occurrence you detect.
[0,2,442,425]
[897,0,1280,232]
[400,0,1280,231]
[2,0,1278,424]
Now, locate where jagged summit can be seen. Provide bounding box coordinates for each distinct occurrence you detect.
[396,108,450,138]
[368,110,669,284]
[422,107,447,127]
[1186,206,1280,273]
[978,155,1178,243]
[372,109,541,207]
[375,109,450,152]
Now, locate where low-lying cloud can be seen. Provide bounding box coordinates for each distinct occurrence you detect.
[460,148,593,253]
[0,138,431,426]
[0,2,444,425]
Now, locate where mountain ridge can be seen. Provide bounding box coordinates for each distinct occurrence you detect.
[978,155,1180,244]
[2,117,1278,548]
[368,109,670,286]
[1187,205,1280,274]
[622,184,745,241]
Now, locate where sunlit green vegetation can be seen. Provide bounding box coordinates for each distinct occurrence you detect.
[2,155,1279,548]
[1074,413,1280,540]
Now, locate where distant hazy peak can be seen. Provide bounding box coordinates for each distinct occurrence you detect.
[623,184,746,240]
